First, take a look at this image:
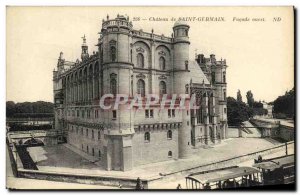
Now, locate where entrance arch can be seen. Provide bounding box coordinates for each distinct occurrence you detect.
[23,138,44,147]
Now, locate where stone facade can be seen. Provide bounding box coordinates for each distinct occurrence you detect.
[53,15,228,171]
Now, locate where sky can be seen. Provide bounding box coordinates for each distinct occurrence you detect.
[6,6,294,103]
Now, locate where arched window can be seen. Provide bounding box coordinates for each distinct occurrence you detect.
[144,132,150,142]
[98,131,101,140]
[185,84,189,94]
[110,78,117,96]
[137,53,144,68]
[185,60,189,70]
[223,72,226,83]
[167,130,172,139]
[137,79,145,97]
[131,79,133,96]
[111,46,116,62]
[212,72,216,84]
[159,81,167,96]
[92,148,95,156]
[208,96,212,123]
[130,49,133,62]
[168,151,172,157]
[159,56,166,70]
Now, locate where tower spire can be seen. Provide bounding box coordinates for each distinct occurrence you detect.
[81,34,89,61]
[82,34,87,46]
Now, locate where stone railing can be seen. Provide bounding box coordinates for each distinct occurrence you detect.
[132,30,172,42]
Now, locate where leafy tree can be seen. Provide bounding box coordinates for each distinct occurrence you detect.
[227,97,253,126]
[6,101,54,118]
[237,90,243,102]
[6,101,16,117]
[253,101,263,108]
[246,90,254,108]
[273,88,294,118]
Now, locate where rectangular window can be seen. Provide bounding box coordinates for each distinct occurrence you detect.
[212,72,216,84]
[224,108,227,114]
[77,110,79,117]
[145,110,149,118]
[150,110,154,118]
[82,110,85,118]
[172,109,175,117]
[95,110,99,118]
[168,109,171,118]
[112,110,117,119]
[86,129,88,137]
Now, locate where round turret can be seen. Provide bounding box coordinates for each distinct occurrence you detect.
[173,20,189,28]
[172,21,190,71]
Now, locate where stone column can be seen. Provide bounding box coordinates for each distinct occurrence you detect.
[203,95,209,145]
[78,82,81,102]
[150,41,155,94]
[72,83,74,103]
[87,77,90,101]
[211,96,217,143]
[92,75,95,100]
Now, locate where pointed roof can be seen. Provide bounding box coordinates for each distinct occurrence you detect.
[189,60,210,85]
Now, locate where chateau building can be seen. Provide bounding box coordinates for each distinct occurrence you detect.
[53,15,228,171]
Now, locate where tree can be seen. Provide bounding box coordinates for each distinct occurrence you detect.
[246,91,254,108]
[273,88,294,119]
[237,90,243,102]
[6,101,16,117]
[6,101,54,118]
[227,97,253,126]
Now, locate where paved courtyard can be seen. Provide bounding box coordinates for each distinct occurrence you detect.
[26,137,285,180]
[150,145,294,189]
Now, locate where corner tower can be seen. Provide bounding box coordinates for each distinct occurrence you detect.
[99,15,134,171]
[172,21,192,158]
